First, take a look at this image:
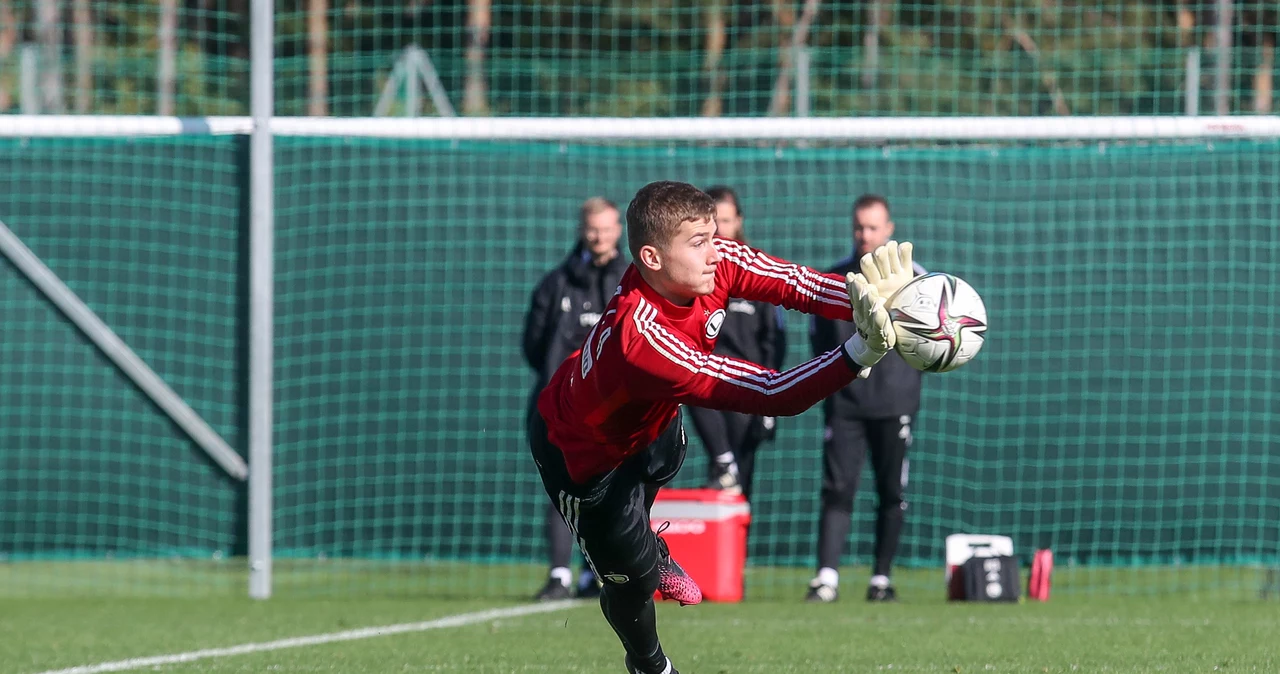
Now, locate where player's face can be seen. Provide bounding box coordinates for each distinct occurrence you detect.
[713,201,743,241]
[854,203,894,256]
[581,208,622,259]
[646,217,720,304]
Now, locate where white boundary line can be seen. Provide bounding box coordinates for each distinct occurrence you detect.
[30,600,583,674]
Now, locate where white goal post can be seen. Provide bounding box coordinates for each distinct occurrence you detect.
[1,115,1279,140]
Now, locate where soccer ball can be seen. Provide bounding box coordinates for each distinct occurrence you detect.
[886,272,988,373]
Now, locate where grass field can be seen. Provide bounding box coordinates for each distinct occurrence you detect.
[3,562,1278,673]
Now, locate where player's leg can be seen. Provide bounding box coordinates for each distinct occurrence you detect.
[581,483,674,674]
[865,415,911,602]
[597,416,693,674]
[530,412,682,674]
[807,416,868,602]
[533,500,576,601]
[638,411,702,607]
[686,405,740,493]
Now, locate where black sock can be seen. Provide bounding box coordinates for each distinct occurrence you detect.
[600,585,666,673]
[873,501,904,577]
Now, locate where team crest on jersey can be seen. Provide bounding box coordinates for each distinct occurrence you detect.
[704,309,726,339]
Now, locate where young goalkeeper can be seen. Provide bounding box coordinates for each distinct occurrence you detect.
[529,180,917,674]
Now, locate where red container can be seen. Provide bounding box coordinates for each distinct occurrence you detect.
[649,488,752,603]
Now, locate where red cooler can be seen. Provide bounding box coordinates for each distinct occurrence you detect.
[649,488,752,602]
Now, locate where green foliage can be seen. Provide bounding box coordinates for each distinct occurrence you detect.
[0,1,1274,117]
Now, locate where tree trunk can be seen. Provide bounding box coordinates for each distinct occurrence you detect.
[862,0,884,88]
[767,0,820,117]
[309,0,329,115]
[158,0,177,115]
[74,0,93,113]
[1213,0,1232,115]
[765,0,796,116]
[0,0,16,112]
[1254,34,1274,113]
[700,1,727,117]
[1176,0,1196,48]
[37,0,64,113]
[463,0,491,115]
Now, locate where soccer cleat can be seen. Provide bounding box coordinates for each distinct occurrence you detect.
[805,578,839,603]
[625,655,678,674]
[653,522,703,606]
[533,577,573,602]
[866,584,898,602]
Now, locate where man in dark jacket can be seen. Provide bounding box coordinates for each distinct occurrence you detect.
[688,186,787,499]
[522,197,629,601]
[806,194,927,604]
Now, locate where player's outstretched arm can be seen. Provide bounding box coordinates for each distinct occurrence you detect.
[712,238,853,321]
[624,284,892,417]
[714,238,918,322]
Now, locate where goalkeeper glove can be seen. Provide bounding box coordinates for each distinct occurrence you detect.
[859,240,918,302]
[841,272,895,378]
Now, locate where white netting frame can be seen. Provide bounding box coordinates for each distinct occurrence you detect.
[1,115,1278,140]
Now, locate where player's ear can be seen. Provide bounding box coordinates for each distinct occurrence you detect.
[637,244,663,272]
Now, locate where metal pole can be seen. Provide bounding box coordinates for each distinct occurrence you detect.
[1215,0,1232,115]
[406,60,420,117]
[1186,47,1201,116]
[0,218,248,481]
[411,46,458,117]
[248,0,275,601]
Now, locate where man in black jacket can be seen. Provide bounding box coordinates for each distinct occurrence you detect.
[806,194,927,603]
[522,197,629,601]
[689,186,787,499]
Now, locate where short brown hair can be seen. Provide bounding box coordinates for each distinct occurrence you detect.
[852,193,889,215]
[579,196,618,228]
[625,181,716,259]
[704,185,741,216]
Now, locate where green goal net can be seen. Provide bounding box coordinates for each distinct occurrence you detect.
[1,124,1278,600]
[0,136,246,597]
[269,133,1280,599]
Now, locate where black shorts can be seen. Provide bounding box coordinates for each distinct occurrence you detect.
[529,409,688,587]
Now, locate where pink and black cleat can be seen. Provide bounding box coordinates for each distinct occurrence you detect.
[653,522,702,606]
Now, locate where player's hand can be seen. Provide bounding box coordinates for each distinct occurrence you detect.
[841,272,895,376]
[860,240,917,302]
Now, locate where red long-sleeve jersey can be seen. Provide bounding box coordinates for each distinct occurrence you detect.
[537,237,859,483]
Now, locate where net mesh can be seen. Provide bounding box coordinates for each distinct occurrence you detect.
[0,136,245,597]
[1,130,1278,599]
[2,1,1277,116]
[271,135,1279,598]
